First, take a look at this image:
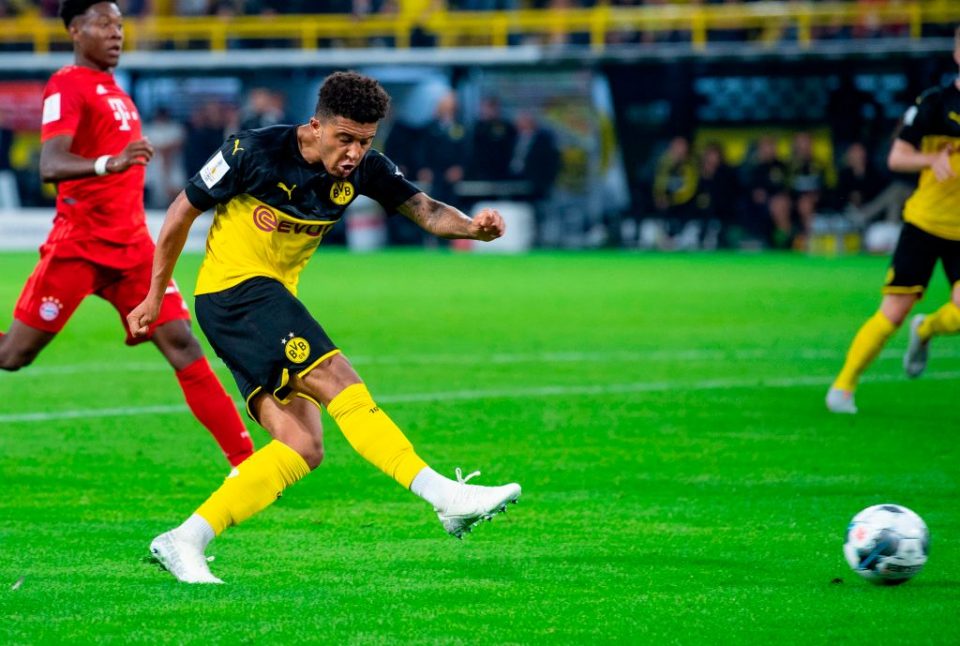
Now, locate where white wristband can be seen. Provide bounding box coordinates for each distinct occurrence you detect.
[94,155,111,176]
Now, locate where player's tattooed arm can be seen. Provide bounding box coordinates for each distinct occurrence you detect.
[397,193,506,242]
[40,135,154,182]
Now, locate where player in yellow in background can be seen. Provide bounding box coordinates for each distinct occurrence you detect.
[127,71,521,583]
[827,26,960,414]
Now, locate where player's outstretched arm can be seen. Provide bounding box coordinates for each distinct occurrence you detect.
[39,135,154,183]
[127,191,203,337]
[397,193,506,241]
[888,139,955,182]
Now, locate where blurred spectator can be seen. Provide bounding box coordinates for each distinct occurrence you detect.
[238,87,286,131]
[788,131,831,245]
[383,118,424,180]
[827,74,881,154]
[417,92,467,209]
[651,135,698,242]
[691,141,738,248]
[834,142,883,214]
[835,141,910,227]
[510,110,560,200]
[142,106,187,209]
[509,110,560,244]
[184,100,231,177]
[742,135,791,248]
[468,96,516,181]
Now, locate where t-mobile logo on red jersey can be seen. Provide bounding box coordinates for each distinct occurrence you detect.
[106,97,138,131]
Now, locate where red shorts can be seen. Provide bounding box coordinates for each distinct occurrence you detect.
[14,241,190,345]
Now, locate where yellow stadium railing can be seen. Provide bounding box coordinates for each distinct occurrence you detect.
[0,2,957,54]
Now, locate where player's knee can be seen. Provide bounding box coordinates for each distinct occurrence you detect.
[298,442,324,470]
[0,346,37,371]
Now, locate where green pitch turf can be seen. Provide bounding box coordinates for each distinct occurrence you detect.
[1,250,957,644]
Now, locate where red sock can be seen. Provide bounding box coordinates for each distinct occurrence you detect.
[176,357,254,467]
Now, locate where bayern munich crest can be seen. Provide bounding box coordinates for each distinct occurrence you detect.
[39,296,63,321]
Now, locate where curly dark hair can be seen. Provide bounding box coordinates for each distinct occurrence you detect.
[59,0,116,28]
[315,71,390,124]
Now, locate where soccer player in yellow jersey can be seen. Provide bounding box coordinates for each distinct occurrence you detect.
[127,72,521,583]
[827,26,960,414]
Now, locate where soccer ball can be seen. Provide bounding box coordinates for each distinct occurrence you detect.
[844,504,929,585]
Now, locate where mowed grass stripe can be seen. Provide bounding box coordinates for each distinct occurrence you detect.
[4,369,959,423]
[11,345,960,378]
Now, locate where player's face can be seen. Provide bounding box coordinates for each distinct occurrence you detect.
[71,2,123,71]
[311,116,378,178]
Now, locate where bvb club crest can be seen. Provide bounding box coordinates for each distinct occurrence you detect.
[284,336,311,363]
[330,181,354,206]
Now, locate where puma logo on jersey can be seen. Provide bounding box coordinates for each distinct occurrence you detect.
[277,182,296,200]
[232,139,245,155]
[949,111,960,126]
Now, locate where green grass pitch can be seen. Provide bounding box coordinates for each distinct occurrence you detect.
[0,249,957,644]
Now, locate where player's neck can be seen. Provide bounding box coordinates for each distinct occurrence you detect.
[296,124,324,166]
[73,52,113,74]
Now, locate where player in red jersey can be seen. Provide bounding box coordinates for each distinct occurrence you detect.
[0,0,254,467]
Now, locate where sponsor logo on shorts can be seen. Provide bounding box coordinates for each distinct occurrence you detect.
[282,333,311,364]
[330,181,354,206]
[39,296,62,321]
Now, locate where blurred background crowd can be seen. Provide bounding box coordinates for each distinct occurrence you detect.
[0,0,956,252]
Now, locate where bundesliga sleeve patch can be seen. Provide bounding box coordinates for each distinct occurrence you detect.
[200,151,231,189]
[41,93,61,125]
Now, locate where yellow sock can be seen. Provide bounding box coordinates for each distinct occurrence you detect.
[327,383,428,489]
[196,440,310,536]
[917,302,960,341]
[833,311,897,392]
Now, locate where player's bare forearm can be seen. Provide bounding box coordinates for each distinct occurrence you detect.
[128,192,201,337]
[149,192,202,300]
[398,193,506,241]
[888,139,953,180]
[39,136,154,183]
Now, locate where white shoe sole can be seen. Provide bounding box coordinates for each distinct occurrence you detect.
[149,533,223,584]
[440,486,521,539]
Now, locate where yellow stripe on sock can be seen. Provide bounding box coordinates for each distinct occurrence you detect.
[196,440,310,536]
[327,383,428,489]
[833,311,897,392]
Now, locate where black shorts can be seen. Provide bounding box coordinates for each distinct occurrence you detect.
[883,222,960,297]
[195,276,339,420]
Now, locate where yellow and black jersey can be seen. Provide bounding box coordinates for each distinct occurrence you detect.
[185,124,420,296]
[898,83,960,240]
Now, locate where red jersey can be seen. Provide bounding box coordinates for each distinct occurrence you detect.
[40,65,151,265]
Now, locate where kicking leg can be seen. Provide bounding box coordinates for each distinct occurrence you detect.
[152,320,254,467]
[151,394,318,583]
[294,353,521,538]
[906,282,960,378]
[828,294,915,413]
[0,320,55,371]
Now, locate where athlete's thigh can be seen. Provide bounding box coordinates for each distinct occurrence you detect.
[883,223,939,297]
[252,392,324,468]
[195,277,339,416]
[13,247,99,334]
[98,260,191,346]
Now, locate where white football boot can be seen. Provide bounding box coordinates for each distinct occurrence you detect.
[149,530,223,584]
[826,387,857,414]
[903,314,929,379]
[435,468,521,538]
